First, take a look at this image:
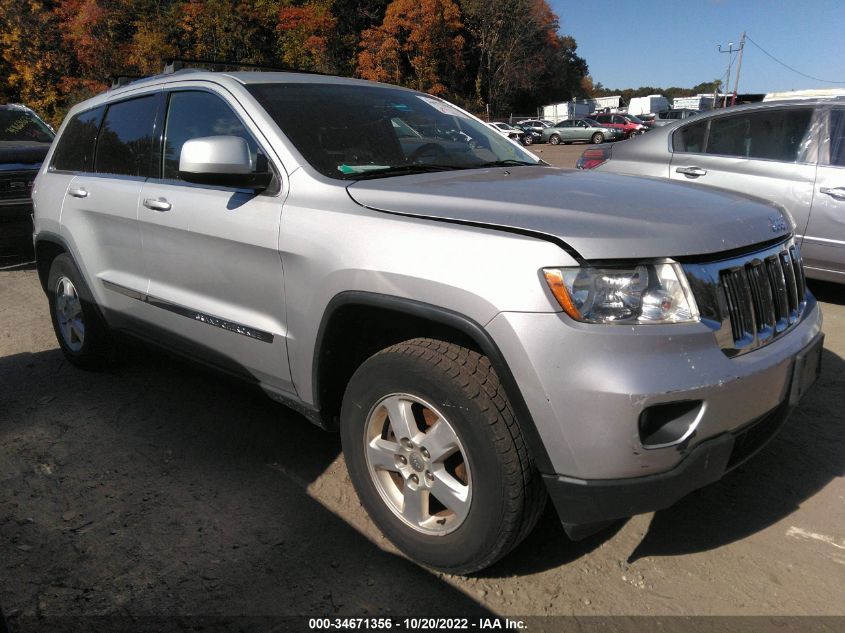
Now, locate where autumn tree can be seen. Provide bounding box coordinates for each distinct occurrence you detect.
[357,0,464,96]
[276,1,338,73]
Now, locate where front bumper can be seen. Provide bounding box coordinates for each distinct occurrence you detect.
[545,397,791,525]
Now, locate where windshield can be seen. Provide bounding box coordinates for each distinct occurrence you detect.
[0,108,54,143]
[624,114,644,124]
[248,83,540,179]
[584,118,601,127]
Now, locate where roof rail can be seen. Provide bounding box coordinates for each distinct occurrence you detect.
[163,57,327,76]
[109,74,145,89]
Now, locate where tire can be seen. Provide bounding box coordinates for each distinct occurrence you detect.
[591,132,604,144]
[548,134,561,145]
[522,135,533,146]
[47,253,113,368]
[340,338,546,574]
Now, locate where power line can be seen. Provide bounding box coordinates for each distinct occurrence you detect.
[745,34,845,84]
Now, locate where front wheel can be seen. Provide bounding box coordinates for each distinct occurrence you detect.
[548,134,561,145]
[340,338,546,574]
[591,132,605,144]
[522,135,534,146]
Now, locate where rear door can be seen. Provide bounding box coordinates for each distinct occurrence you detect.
[136,87,293,394]
[803,107,845,280]
[59,94,159,315]
[669,107,818,238]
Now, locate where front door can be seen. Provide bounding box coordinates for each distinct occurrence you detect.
[804,107,845,281]
[136,87,293,394]
[669,107,818,240]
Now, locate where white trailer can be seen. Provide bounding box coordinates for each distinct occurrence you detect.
[627,95,669,116]
[672,95,716,111]
[542,101,590,121]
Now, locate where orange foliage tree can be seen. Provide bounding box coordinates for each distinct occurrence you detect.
[357,0,464,96]
[276,2,338,73]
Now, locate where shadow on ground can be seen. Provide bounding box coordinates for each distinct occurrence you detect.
[0,343,492,620]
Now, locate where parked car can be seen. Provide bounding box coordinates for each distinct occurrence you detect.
[1,104,55,262]
[33,70,822,574]
[592,113,649,138]
[651,108,699,128]
[514,119,552,135]
[487,121,524,142]
[512,123,541,145]
[541,118,624,145]
[578,98,845,283]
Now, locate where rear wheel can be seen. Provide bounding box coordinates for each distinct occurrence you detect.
[549,134,561,145]
[591,132,605,144]
[340,338,546,574]
[47,254,113,368]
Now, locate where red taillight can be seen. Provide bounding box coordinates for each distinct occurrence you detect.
[576,147,612,170]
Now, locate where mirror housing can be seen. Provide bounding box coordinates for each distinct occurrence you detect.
[179,136,272,190]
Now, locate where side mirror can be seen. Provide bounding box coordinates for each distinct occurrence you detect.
[179,136,272,190]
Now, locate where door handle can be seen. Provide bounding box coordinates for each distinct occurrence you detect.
[67,187,88,198]
[675,166,707,178]
[820,186,845,201]
[143,197,172,212]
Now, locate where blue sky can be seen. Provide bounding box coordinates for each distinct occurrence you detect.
[548,0,845,94]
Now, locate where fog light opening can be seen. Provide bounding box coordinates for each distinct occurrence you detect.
[638,400,704,449]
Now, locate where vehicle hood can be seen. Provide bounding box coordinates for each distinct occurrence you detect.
[346,167,791,260]
[0,141,50,171]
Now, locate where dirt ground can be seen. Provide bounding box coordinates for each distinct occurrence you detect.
[1,147,844,630]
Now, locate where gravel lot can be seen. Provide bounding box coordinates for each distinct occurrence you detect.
[1,146,844,629]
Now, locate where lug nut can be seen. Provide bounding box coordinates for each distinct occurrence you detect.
[397,455,407,465]
[400,437,414,449]
[420,447,430,459]
[410,474,419,485]
[425,470,434,482]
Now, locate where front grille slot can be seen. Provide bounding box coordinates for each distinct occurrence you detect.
[684,239,808,357]
[0,172,37,201]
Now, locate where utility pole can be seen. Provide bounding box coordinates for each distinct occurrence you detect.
[731,32,747,106]
[717,40,738,108]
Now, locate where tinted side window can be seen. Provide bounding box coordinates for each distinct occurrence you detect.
[673,120,708,153]
[706,109,812,161]
[829,110,845,167]
[163,91,258,180]
[94,96,157,177]
[51,107,104,172]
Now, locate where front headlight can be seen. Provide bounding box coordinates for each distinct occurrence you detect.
[543,263,699,324]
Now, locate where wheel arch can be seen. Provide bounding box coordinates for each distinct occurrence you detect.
[312,291,555,474]
[35,231,71,293]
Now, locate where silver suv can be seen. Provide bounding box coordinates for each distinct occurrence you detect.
[32,69,823,573]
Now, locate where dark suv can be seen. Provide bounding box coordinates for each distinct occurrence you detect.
[1,104,55,262]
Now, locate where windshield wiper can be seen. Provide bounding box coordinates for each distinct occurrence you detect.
[476,159,541,167]
[341,164,469,180]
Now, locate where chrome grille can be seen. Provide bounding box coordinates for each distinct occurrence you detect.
[684,240,808,357]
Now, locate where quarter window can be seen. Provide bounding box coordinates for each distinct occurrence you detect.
[94,96,157,177]
[163,91,259,180]
[51,107,104,172]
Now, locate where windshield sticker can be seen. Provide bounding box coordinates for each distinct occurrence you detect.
[338,164,391,175]
[417,96,462,117]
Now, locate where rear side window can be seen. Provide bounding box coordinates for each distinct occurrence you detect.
[705,109,813,161]
[673,120,707,153]
[162,91,259,180]
[829,110,845,167]
[94,96,157,177]
[51,107,104,172]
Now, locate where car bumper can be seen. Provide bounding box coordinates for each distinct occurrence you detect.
[487,301,823,526]
[486,295,823,478]
[0,200,35,259]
